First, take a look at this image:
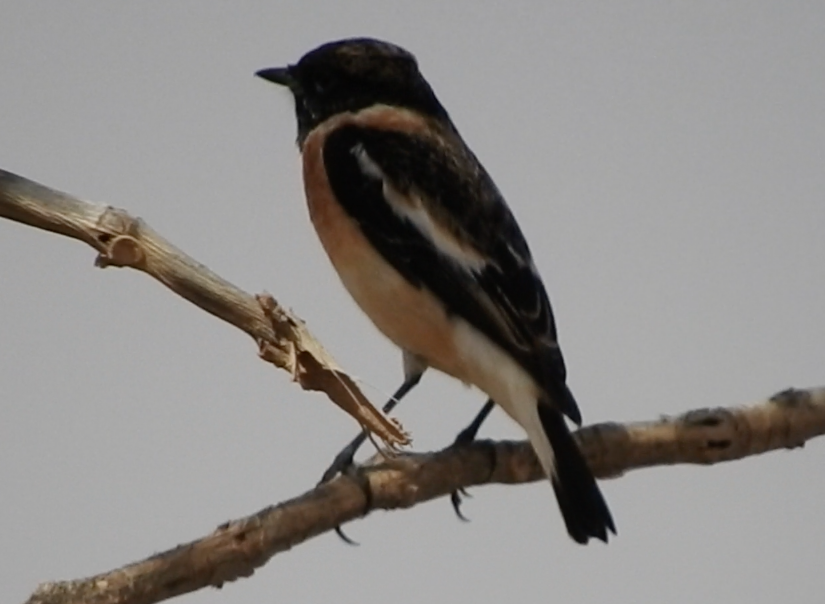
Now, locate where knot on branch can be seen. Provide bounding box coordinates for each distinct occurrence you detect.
[681,408,735,456]
[770,387,814,409]
[92,207,146,269]
[96,234,145,268]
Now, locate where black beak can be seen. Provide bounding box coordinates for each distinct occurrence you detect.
[255,66,296,88]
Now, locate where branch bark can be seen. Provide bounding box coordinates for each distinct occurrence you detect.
[0,169,407,447]
[3,170,823,604]
[23,387,825,604]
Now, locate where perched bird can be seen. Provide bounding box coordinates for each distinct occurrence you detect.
[257,38,615,544]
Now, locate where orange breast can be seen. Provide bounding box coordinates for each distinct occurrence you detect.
[301,109,467,380]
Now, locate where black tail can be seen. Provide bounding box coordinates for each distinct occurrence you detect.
[537,404,616,544]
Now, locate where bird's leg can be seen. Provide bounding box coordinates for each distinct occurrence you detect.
[318,370,423,484]
[454,398,496,445]
[321,354,427,544]
[320,369,424,545]
[450,398,496,521]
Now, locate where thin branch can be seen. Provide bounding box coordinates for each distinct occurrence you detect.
[24,386,825,604]
[0,170,407,447]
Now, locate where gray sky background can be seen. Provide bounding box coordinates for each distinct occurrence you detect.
[2,3,824,603]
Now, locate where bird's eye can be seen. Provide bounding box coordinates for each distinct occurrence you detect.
[311,79,330,95]
[309,72,341,97]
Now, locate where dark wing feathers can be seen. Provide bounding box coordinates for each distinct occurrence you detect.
[323,124,581,424]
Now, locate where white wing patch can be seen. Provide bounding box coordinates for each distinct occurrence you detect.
[350,143,488,273]
[351,142,384,179]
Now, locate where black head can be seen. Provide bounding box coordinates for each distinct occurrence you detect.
[256,38,450,144]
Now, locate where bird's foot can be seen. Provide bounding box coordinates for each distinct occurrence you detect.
[326,463,374,546]
[319,437,363,485]
[449,399,496,521]
[317,431,373,544]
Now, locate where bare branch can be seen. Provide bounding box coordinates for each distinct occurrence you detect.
[0,170,407,446]
[4,170,824,604]
[23,386,825,604]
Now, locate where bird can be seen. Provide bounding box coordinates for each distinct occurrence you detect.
[256,38,615,544]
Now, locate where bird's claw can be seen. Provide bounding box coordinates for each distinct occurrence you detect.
[318,449,373,545]
[448,400,496,524]
[335,525,360,545]
[451,487,473,522]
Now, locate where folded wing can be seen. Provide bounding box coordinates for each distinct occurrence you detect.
[323,124,581,425]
